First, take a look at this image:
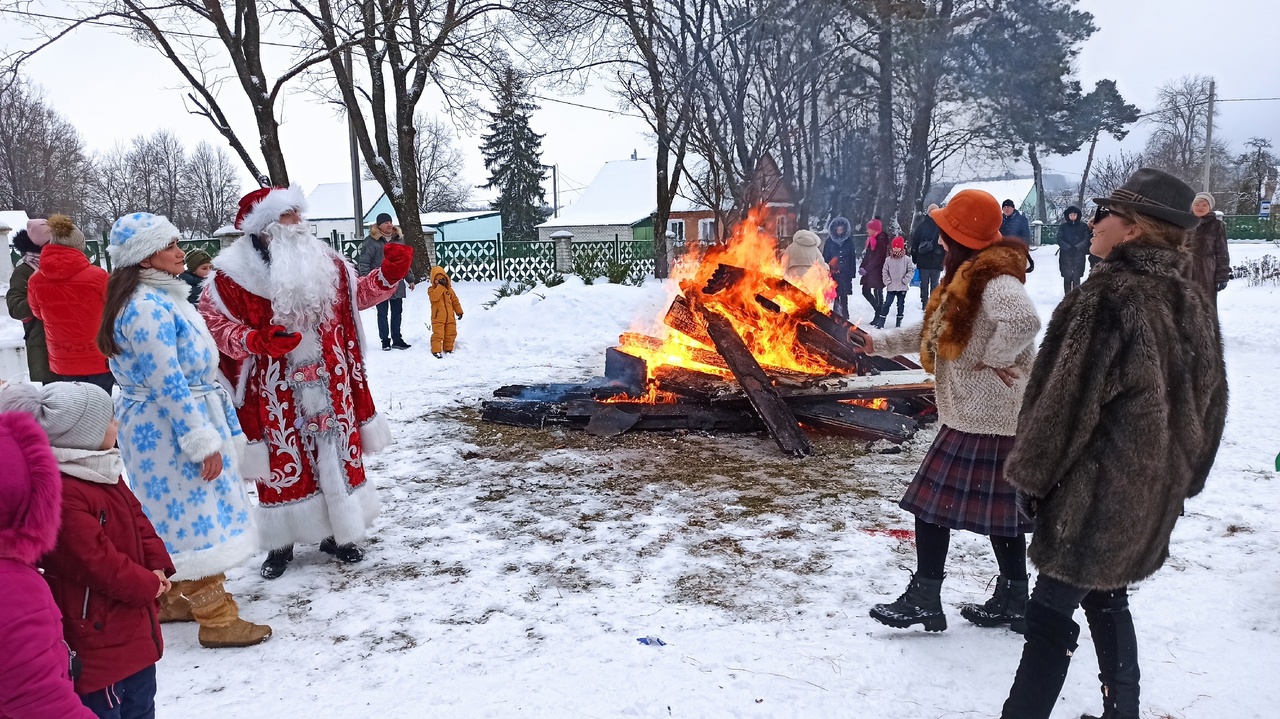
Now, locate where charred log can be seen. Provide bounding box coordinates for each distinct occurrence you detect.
[699,306,813,457]
[791,401,917,443]
[480,400,571,429]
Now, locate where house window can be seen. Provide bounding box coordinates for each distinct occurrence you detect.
[698,218,717,243]
[775,215,790,239]
[667,219,685,243]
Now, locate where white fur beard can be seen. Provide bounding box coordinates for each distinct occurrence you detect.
[264,222,339,328]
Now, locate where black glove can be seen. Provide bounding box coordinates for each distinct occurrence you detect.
[1216,280,1228,292]
[1016,492,1038,521]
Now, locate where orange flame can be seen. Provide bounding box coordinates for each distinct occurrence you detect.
[619,206,845,397]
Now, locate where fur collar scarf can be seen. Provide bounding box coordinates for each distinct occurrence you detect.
[920,239,1029,372]
[1092,238,1187,279]
[138,268,219,351]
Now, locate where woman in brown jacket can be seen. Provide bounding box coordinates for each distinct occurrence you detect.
[1185,192,1230,302]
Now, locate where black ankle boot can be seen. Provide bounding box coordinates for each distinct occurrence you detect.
[1001,601,1080,719]
[870,575,946,631]
[260,545,294,579]
[319,536,366,563]
[895,314,903,328]
[960,575,1029,633]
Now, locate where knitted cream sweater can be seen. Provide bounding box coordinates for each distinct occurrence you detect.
[866,275,1040,436]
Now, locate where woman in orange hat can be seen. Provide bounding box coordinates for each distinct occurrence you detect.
[854,189,1041,634]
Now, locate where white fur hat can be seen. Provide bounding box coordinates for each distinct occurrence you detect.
[235,185,308,237]
[108,212,181,268]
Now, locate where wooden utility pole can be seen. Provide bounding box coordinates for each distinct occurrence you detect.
[1202,79,1216,193]
[345,49,364,246]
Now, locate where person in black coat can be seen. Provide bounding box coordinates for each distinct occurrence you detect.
[909,204,945,309]
[822,216,857,318]
[1001,200,1031,244]
[1056,206,1090,294]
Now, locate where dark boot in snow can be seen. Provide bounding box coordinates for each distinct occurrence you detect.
[260,545,294,580]
[895,313,903,328]
[320,536,366,563]
[871,314,886,329]
[870,575,946,631]
[960,575,1029,633]
[1000,601,1080,719]
[1080,592,1140,719]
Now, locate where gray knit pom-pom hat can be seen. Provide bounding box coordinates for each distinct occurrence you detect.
[0,382,115,451]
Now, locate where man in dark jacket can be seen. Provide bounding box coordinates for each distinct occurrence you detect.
[822,216,857,318]
[908,204,944,309]
[1055,206,1090,294]
[1000,199,1031,244]
[356,213,417,350]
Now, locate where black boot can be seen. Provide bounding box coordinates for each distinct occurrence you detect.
[319,536,366,563]
[895,313,903,328]
[870,575,946,632]
[960,575,1029,633]
[260,545,294,579]
[1080,592,1140,719]
[1001,601,1080,719]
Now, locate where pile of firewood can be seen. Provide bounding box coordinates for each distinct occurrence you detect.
[481,264,936,457]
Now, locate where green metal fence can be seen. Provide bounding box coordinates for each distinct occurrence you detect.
[9,238,223,271]
[501,241,556,282]
[435,239,501,282]
[1223,215,1276,241]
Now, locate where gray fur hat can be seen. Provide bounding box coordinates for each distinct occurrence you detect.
[0,381,114,451]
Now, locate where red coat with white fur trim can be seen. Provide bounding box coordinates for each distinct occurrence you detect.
[198,238,397,549]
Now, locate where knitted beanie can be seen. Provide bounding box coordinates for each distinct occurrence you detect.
[25,219,52,247]
[45,215,85,250]
[1194,192,1216,211]
[891,235,906,251]
[0,382,115,451]
[108,212,181,268]
[185,249,212,273]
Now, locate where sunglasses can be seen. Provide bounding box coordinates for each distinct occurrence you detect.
[1091,206,1129,224]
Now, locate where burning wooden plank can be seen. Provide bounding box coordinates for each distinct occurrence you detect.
[698,306,813,457]
[604,347,648,395]
[618,332,819,384]
[663,295,713,346]
[492,383,633,402]
[790,401,917,443]
[650,365,738,403]
[773,369,935,402]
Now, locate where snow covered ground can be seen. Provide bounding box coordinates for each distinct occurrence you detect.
[9,243,1280,718]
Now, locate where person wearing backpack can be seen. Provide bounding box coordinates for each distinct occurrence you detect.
[910,204,945,309]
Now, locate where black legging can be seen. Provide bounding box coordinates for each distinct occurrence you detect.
[862,286,884,316]
[914,517,1026,580]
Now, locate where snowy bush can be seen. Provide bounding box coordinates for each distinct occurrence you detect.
[540,271,566,287]
[1231,255,1280,287]
[482,278,536,308]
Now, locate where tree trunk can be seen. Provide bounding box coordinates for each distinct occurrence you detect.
[1029,143,1047,224]
[874,2,897,227]
[1077,131,1099,208]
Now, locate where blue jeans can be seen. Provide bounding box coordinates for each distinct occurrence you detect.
[375,298,403,344]
[81,664,157,719]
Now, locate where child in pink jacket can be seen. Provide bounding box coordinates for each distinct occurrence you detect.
[0,411,97,719]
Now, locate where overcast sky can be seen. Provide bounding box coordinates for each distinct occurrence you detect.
[0,0,1275,209]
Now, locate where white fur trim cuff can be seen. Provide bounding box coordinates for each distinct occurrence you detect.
[360,414,393,454]
[169,529,259,582]
[239,440,271,480]
[179,426,225,465]
[238,185,308,237]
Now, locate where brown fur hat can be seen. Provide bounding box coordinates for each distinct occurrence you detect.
[45,214,86,250]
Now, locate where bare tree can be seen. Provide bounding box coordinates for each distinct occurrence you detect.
[0,79,90,218]
[1143,75,1222,185]
[186,141,244,236]
[86,142,144,231]
[412,115,471,213]
[2,1,363,186]
[1086,150,1145,200]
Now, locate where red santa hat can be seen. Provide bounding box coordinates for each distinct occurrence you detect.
[235,185,307,237]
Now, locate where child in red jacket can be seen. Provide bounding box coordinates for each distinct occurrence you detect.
[0,381,174,719]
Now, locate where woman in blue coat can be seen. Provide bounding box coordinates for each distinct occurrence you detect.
[98,212,271,649]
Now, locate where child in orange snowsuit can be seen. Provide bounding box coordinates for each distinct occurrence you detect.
[428,266,463,357]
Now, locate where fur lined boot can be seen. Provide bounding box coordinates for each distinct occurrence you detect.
[185,574,273,649]
[158,583,195,623]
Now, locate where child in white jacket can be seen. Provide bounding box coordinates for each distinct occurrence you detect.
[876,236,915,328]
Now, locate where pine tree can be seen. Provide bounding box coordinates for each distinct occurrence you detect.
[480,66,547,242]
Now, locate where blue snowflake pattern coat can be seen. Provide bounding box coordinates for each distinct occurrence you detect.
[110,272,258,581]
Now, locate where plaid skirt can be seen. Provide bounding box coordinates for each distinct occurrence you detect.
[899,425,1034,536]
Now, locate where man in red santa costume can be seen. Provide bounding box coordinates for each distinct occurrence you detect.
[199,186,413,579]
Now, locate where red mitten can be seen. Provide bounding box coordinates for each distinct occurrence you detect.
[246,324,302,358]
[381,243,414,283]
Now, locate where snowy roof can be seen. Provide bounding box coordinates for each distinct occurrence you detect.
[213,224,242,237]
[306,181,386,220]
[421,210,499,227]
[539,159,659,228]
[944,178,1036,206]
[0,210,30,233]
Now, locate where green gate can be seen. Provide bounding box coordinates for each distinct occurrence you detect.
[501,241,555,282]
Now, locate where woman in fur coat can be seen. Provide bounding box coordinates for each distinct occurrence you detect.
[98,213,270,649]
[998,169,1227,719]
[855,189,1041,633]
